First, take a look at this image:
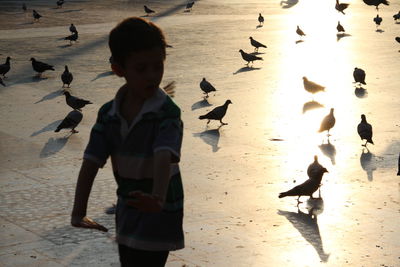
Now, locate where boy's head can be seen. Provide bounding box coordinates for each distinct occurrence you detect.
[109,17,166,67]
[109,17,167,99]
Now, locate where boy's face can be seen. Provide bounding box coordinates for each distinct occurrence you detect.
[115,47,165,99]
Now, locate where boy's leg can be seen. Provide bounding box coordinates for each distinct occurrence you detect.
[118,244,169,267]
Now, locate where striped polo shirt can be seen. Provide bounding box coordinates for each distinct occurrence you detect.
[84,87,184,251]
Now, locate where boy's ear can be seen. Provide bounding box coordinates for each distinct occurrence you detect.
[111,63,125,77]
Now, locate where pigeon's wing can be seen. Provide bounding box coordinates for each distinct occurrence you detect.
[358,122,372,139]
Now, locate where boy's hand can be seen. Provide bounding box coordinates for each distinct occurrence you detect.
[126,191,163,213]
[71,216,108,232]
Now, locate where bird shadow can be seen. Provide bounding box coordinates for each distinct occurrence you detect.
[295,40,304,44]
[360,147,377,181]
[56,9,84,13]
[39,136,69,158]
[354,87,368,98]
[19,22,34,25]
[256,24,263,29]
[280,0,299,8]
[319,139,336,165]
[250,52,266,56]
[191,98,212,111]
[376,29,384,33]
[303,100,324,114]
[58,44,73,48]
[91,71,114,81]
[35,89,63,104]
[233,66,261,75]
[277,200,330,262]
[336,33,351,42]
[193,125,223,152]
[31,120,63,137]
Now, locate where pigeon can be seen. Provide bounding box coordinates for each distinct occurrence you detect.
[30,58,55,76]
[64,31,78,44]
[337,21,345,33]
[318,108,336,136]
[335,0,350,14]
[185,1,195,11]
[362,0,389,11]
[0,77,5,87]
[63,91,92,111]
[296,25,306,38]
[279,168,329,203]
[397,153,400,176]
[396,37,400,43]
[307,155,326,179]
[239,49,263,66]
[353,67,366,86]
[258,13,264,25]
[199,100,232,125]
[22,3,27,12]
[61,65,73,88]
[302,77,325,96]
[357,114,374,147]
[200,78,217,97]
[144,5,155,16]
[394,11,400,21]
[55,110,83,133]
[249,37,267,52]
[57,0,64,8]
[0,56,11,78]
[374,14,383,26]
[69,23,77,34]
[33,10,42,21]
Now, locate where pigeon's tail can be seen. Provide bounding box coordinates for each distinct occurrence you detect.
[279,192,288,198]
[199,115,207,120]
[50,67,55,71]
[54,127,61,132]
[382,0,389,5]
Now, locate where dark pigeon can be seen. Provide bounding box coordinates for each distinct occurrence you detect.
[396,37,400,43]
[64,91,92,111]
[33,10,42,21]
[353,67,366,86]
[200,78,217,97]
[362,0,389,11]
[144,5,155,16]
[337,21,345,32]
[374,14,383,26]
[335,0,349,14]
[22,3,27,12]
[199,100,232,125]
[64,31,78,44]
[279,168,329,203]
[394,11,400,21]
[357,114,374,147]
[57,0,64,8]
[55,110,83,133]
[258,13,264,25]
[307,156,326,179]
[239,49,263,66]
[296,25,306,37]
[249,37,267,52]
[61,65,73,88]
[0,56,11,78]
[69,23,77,34]
[30,58,55,76]
[186,1,195,11]
[318,108,336,136]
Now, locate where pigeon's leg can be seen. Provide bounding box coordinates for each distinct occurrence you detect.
[206,120,210,125]
[296,196,302,206]
[220,120,228,125]
[71,128,79,134]
[364,140,368,147]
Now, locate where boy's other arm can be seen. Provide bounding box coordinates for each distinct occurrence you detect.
[128,150,171,212]
[71,159,108,232]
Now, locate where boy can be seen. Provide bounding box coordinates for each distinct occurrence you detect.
[71,17,184,266]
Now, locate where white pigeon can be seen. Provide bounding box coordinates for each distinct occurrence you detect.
[303,77,325,96]
[318,108,336,135]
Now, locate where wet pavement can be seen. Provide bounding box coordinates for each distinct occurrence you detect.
[0,0,399,266]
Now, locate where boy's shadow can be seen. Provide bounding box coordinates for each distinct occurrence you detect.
[360,147,377,181]
[191,98,212,111]
[303,100,324,114]
[35,89,63,104]
[319,138,336,165]
[277,197,330,262]
[354,87,368,98]
[233,66,261,75]
[31,120,63,137]
[39,136,69,158]
[193,125,223,152]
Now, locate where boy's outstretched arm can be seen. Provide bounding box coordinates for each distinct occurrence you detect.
[71,159,108,232]
[128,150,172,212]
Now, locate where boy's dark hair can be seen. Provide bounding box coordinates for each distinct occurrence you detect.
[109,17,166,66]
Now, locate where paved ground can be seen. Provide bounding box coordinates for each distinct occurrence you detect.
[0,0,399,266]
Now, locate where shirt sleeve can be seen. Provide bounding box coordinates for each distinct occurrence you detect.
[83,109,111,168]
[153,117,183,163]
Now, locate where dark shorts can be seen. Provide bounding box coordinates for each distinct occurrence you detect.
[118,244,169,267]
